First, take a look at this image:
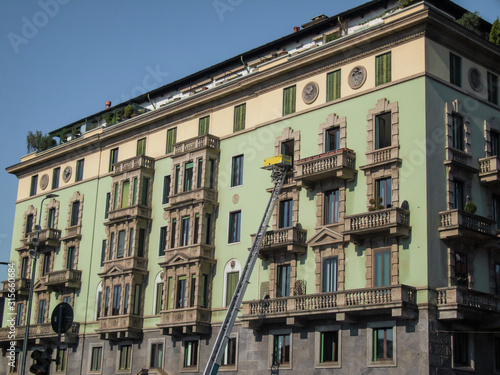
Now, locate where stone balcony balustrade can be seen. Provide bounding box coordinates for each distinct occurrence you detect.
[43,269,82,290]
[438,209,496,242]
[112,155,155,175]
[97,314,143,340]
[250,227,307,258]
[241,284,417,328]
[61,225,81,241]
[479,156,500,185]
[343,207,410,244]
[444,148,477,172]
[167,187,218,207]
[107,204,152,222]
[361,145,401,170]
[24,228,62,249]
[173,134,220,156]
[294,148,356,188]
[102,256,148,274]
[158,307,211,336]
[436,286,500,323]
[0,277,30,298]
[0,322,79,347]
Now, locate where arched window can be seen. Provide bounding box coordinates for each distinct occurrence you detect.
[95,282,103,320]
[223,259,241,308]
[153,272,164,315]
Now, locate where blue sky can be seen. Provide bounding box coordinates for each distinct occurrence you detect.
[0,0,498,278]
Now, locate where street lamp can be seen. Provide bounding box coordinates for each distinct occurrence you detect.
[19,193,58,375]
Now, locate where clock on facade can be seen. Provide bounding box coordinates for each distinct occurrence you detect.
[63,166,72,182]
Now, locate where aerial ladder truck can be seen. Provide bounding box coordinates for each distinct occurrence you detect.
[203,154,293,375]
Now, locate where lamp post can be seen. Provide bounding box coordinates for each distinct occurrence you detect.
[19,193,58,375]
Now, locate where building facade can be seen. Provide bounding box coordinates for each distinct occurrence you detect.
[2,0,500,373]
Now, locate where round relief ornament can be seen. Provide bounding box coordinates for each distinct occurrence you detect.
[302,82,319,104]
[348,66,367,89]
[40,174,49,190]
[468,67,483,92]
[63,166,72,182]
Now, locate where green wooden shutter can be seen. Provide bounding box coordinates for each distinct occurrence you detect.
[198,116,209,135]
[327,70,341,102]
[376,52,391,86]
[166,127,177,153]
[233,104,246,132]
[283,86,296,116]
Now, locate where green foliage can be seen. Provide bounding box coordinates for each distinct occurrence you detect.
[123,105,133,119]
[397,0,418,8]
[457,11,481,32]
[104,113,115,125]
[490,17,500,46]
[368,197,384,211]
[325,32,339,43]
[464,202,477,214]
[27,130,56,153]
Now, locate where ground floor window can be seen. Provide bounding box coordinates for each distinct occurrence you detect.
[221,337,237,367]
[184,340,199,368]
[320,331,339,364]
[90,346,102,372]
[273,334,290,366]
[119,345,132,370]
[453,332,472,368]
[150,343,163,369]
[373,327,393,362]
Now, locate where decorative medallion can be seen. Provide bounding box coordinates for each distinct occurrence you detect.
[40,174,49,190]
[302,81,319,104]
[62,166,72,182]
[232,194,239,204]
[348,66,367,89]
[468,67,483,92]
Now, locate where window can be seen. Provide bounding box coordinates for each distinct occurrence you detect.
[325,127,340,152]
[493,195,500,230]
[141,177,149,206]
[42,253,51,276]
[199,115,209,136]
[231,155,244,187]
[451,114,464,151]
[162,175,171,204]
[119,345,132,370]
[233,103,246,132]
[226,272,239,307]
[48,208,56,229]
[155,281,163,315]
[221,337,237,366]
[121,180,130,208]
[170,219,177,248]
[52,167,60,189]
[15,303,23,326]
[117,230,126,259]
[450,52,462,87]
[228,211,241,243]
[166,127,177,154]
[279,199,293,228]
[105,192,110,219]
[105,287,110,316]
[132,178,138,205]
[375,112,391,149]
[21,257,29,278]
[193,214,200,244]
[55,348,67,372]
[324,190,339,225]
[373,327,393,362]
[96,288,102,319]
[375,178,392,209]
[137,137,146,156]
[488,72,499,105]
[133,284,141,315]
[320,331,339,363]
[66,246,75,269]
[277,264,291,298]
[113,184,119,210]
[205,214,212,245]
[375,52,391,86]
[38,299,46,323]
[190,275,196,307]
[281,140,294,164]
[451,180,464,210]
[25,214,34,237]
[137,228,146,257]
[109,148,119,172]
[283,85,296,116]
[112,285,121,315]
[63,296,71,305]
[326,70,341,102]
[322,258,338,293]
[70,201,80,226]
[75,159,84,182]
[374,249,391,287]
[208,159,216,189]
[159,226,167,257]
[455,251,468,288]
[109,233,115,260]
[90,347,102,372]
[150,343,163,369]
[124,284,130,315]
[273,334,290,365]
[184,162,193,192]
[181,217,190,247]
[177,276,187,308]
[184,340,199,368]
[30,175,38,196]
[495,263,500,296]
[128,228,134,257]
[200,274,209,308]
[453,332,471,367]
[174,165,180,194]
[492,130,500,156]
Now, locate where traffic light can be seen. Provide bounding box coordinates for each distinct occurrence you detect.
[29,349,50,375]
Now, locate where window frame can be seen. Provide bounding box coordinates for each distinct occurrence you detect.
[228,211,241,244]
[75,159,84,182]
[118,344,132,371]
[272,333,291,367]
[89,346,103,372]
[52,167,60,189]
[326,69,341,102]
[150,342,164,369]
[166,127,177,154]
[375,177,392,209]
[279,199,293,229]
[373,248,391,287]
[324,189,339,225]
[136,137,146,156]
[276,264,291,298]
[322,257,338,293]
[30,175,38,197]
[283,85,296,116]
[199,115,210,136]
[109,148,119,172]
[450,52,462,87]
[183,340,199,369]
[367,322,396,368]
[233,103,246,132]
[375,51,392,86]
[162,175,171,205]
[231,155,244,187]
[488,72,499,105]
[452,331,474,370]
[375,112,392,150]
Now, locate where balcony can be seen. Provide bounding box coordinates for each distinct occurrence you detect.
[361,145,400,170]
[343,207,410,244]
[107,204,152,222]
[101,256,148,275]
[161,244,215,267]
[24,228,62,249]
[0,278,30,298]
[173,134,220,156]
[0,323,80,346]
[437,287,500,324]
[251,227,307,258]
[61,225,81,241]
[438,209,496,242]
[444,148,477,172]
[113,155,155,175]
[167,187,218,207]
[241,285,417,328]
[97,314,143,340]
[479,156,500,185]
[295,148,356,188]
[43,269,82,290]
[158,307,211,336]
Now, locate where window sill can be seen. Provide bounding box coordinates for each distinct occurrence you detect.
[315,362,341,369]
[368,360,396,368]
